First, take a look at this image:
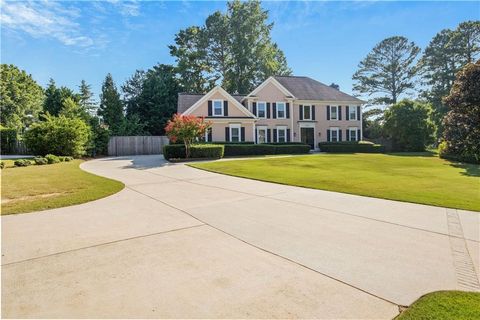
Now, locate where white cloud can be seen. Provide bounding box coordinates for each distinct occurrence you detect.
[104,0,140,17]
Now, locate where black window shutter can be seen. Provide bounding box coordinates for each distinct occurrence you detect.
[208,100,212,116]
[287,129,291,142]
[327,105,330,120]
[208,128,212,142]
[312,105,316,120]
[266,102,271,118]
[223,100,228,116]
[339,130,342,142]
[255,128,258,143]
[253,102,257,116]
[357,106,361,121]
[272,103,277,119]
[267,129,271,143]
[338,106,342,120]
[346,129,350,141]
[241,127,245,142]
[327,129,331,142]
[225,127,230,142]
[299,105,303,120]
[357,129,361,141]
[286,103,290,118]
[273,129,277,142]
[346,106,350,120]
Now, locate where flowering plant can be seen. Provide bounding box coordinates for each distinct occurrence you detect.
[164,114,211,158]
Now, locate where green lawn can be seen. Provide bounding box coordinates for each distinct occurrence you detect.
[396,291,480,320]
[1,160,124,215]
[190,153,480,211]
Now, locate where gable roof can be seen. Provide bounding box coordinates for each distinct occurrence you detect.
[178,93,245,114]
[180,86,254,117]
[273,76,364,103]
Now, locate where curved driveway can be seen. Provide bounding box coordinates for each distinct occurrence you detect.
[2,155,479,319]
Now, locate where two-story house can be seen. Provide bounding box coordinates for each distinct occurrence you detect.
[177,76,364,150]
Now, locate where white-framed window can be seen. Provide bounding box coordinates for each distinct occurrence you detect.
[257,101,266,118]
[303,105,312,120]
[330,127,339,142]
[349,127,358,141]
[330,105,338,120]
[256,126,267,144]
[349,105,357,120]
[229,124,241,142]
[276,102,286,119]
[277,126,287,143]
[213,100,223,116]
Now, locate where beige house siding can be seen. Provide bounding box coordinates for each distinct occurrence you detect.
[188,91,248,118]
[209,121,255,142]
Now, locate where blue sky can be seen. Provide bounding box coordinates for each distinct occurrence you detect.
[1,1,479,99]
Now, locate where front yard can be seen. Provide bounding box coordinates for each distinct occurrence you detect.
[191,153,480,211]
[1,160,124,215]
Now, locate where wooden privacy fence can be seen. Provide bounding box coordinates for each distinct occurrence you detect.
[108,136,169,156]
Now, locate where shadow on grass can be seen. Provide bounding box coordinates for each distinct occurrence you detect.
[448,162,480,177]
[386,151,437,158]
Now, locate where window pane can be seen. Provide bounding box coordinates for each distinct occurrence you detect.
[350,130,356,141]
[214,101,223,115]
[304,106,311,119]
[349,106,356,119]
[258,103,266,118]
[258,129,266,143]
[231,127,239,142]
[277,103,285,118]
[278,129,286,142]
[332,129,338,142]
[331,106,337,120]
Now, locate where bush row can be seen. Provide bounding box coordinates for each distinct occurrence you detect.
[163,144,224,161]
[8,155,74,168]
[318,141,385,153]
[223,143,311,156]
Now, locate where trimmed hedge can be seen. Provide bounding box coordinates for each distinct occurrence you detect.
[164,144,224,161]
[223,143,310,156]
[319,141,385,153]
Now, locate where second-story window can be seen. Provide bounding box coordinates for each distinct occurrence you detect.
[277,102,286,118]
[349,105,357,120]
[303,105,312,120]
[330,106,338,120]
[257,102,266,118]
[213,100,223,116]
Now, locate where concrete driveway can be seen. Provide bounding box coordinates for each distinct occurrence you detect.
[2,155,479,319]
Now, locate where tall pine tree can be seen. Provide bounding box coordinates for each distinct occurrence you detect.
[98,73,124,135]
[78,80,96,115]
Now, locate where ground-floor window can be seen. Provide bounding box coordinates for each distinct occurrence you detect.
[257,126,267,143]
[277,126,287,143]
[349,127,358,141]
[330,127,339,142]
[230,124,241,142]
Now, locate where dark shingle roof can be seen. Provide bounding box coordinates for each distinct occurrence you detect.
[177,93,245,114]
[273,76,363,103]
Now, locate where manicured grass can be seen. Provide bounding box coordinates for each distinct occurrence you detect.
[1,160,124,215]
[396,291,480,320]
[190,153,480,211]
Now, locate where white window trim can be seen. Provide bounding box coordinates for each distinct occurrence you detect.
[330,127,339,142]
[349,105,357,121]
[276,126,287,143]
[276,101,286,119]
[257,101,267,119]
[330,105,338,121]
[256,126,268,144]
[213,99,224,116]
[349,127,358,141]
[229,124,241,142]
[303,105,312,120]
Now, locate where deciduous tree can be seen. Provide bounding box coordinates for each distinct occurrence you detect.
[164,114,211,158]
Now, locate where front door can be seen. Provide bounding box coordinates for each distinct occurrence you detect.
[301,127,315,149]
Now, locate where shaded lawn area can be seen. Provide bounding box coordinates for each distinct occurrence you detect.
[396,291,480,320]
[1,160,124,215]
[190,153,480,211]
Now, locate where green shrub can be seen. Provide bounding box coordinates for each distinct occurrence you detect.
[14,159,31,167]
[319,141,385,153]
[0,127,18,154]
[24,114,90,158]
[164,144,224,161]
[34,157,48,165]
[223,143,310,156]
[439,141,479,164]
[64,156,74,162]
[0,161,4,169]
[45,154,60,164]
